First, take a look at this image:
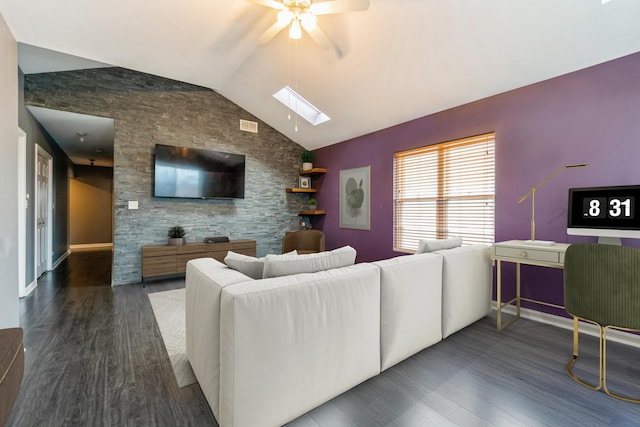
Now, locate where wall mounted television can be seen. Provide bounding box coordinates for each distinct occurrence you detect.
[153,144,245,199]
[567,185,640,244]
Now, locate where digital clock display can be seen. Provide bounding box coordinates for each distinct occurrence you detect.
[582,196,635,219]
[568,186,640,231]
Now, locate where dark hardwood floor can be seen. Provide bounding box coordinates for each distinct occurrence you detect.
[8,250,640,426]
[10,250,215,427]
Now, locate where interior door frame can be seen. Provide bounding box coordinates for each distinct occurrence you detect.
[18,128,27,297]
[35,144,53,277]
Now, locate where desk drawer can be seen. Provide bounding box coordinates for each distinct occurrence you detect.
[494,246,561,264]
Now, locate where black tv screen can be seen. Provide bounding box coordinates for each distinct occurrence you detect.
[153,144,245,199]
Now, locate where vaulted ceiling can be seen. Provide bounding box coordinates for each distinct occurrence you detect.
[3,0,640,150]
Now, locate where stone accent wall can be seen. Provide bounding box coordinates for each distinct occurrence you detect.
[25,68,308,285]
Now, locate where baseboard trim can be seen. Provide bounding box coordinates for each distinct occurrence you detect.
[492,301,640,349]
[22,279,38,297]
[52,250,70,270]
[70,243,113,251]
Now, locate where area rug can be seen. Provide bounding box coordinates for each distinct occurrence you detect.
[148,288,197,388]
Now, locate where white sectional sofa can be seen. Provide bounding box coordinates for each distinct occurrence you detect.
[185,244,492,427]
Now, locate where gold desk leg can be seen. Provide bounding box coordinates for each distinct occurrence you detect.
[496,259,502,330]
[496,260,522,331]
[573,316,579,357]
[516,262,521,319]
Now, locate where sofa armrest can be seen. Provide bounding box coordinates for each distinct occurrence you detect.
[219,264,381,427]
[374,253,443,371]
[185,258,252,420]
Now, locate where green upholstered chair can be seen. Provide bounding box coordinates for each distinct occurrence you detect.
[563,243,640,403]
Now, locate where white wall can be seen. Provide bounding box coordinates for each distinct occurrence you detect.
[0,14,20,328]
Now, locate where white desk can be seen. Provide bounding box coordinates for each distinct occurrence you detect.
[492,240,570,330]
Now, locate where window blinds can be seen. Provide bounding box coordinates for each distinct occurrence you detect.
[393,133,495,252]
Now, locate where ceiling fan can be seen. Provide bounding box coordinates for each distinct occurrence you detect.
[248,0,370,50]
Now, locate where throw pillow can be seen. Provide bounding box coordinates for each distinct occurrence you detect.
[262,246,357,279]
[225,250,297,280]
[416,237,463,254]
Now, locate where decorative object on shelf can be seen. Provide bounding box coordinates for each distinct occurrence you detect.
[340,166,370,230]
[299,176,311,189]
[204,236,230,243]
[286,166,326,216]
[517,163,589,245]
[167,225,186,246]
[308,198,318,210]
[300,218,310,230]
[301,150,314,171]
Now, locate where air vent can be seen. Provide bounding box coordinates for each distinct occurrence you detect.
[240,119,258,133]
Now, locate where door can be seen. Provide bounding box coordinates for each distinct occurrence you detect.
[36,147,52,278]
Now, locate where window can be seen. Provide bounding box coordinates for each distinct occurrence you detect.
[393,133,495,252]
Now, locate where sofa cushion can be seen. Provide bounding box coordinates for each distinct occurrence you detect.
[434,244,492,338]
[224,250,297,280]
[416,237,463,253]
[219,263,381,427]
[262,245,357,279]
[373,253,443,371]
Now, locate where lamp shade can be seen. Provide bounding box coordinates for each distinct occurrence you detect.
[289,19,302,39]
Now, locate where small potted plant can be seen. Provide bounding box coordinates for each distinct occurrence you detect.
[167,225,186,246]
[301,150,314,171]
[308,198,318,211]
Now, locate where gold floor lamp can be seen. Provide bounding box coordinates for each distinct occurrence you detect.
[517,163,589,245]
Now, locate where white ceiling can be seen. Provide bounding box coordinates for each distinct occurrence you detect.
[3,0,640,151]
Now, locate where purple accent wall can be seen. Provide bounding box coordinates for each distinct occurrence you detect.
[313,51,640,315]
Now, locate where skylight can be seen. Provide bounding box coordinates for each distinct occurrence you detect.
[273,86,330,126]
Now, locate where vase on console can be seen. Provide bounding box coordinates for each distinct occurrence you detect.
[167,226,186,246]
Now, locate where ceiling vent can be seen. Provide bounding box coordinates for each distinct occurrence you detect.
[240,119,258,133]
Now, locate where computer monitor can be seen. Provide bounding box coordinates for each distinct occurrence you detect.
[567,185,640,244]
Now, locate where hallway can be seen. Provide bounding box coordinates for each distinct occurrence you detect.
[39,249,113,287]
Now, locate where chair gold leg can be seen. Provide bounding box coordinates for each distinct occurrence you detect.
[566,316,602,391]
[602,325,640,403]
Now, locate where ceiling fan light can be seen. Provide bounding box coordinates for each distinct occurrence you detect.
[300,13,317,30]
[289,19,302,39]
[277,10,294,25]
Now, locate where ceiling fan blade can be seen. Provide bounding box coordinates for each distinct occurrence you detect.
[246,0,284,10]
[310,0,370,15]
[303,25,334,51]
[258,20,289,44]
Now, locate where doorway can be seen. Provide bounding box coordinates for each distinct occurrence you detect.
[26,107,115,285]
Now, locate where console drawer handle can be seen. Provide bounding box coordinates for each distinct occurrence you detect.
[520,251,528,257]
